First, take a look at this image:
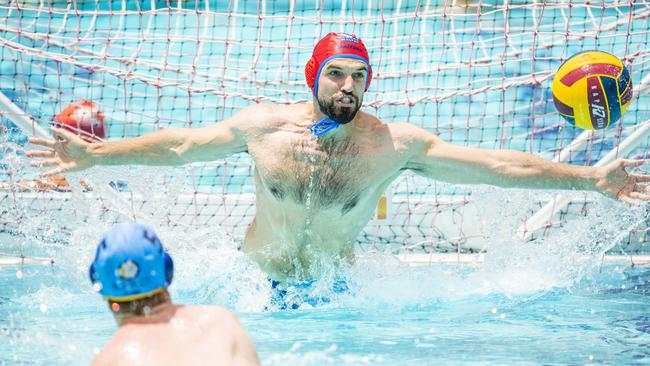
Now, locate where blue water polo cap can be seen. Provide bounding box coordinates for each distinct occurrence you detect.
[89,222,173,301]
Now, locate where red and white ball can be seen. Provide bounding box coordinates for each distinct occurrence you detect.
[52,100,106,141]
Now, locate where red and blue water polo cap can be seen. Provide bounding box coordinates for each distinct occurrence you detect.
[305,32,373,96]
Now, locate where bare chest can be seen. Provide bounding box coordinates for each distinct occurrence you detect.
[251,132,387,213]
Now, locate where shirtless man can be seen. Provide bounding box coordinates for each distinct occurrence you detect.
[89,222,260,366]
[29,33,650,281]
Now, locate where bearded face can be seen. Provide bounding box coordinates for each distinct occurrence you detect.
[317,92,362,124]
[314,59,368,124]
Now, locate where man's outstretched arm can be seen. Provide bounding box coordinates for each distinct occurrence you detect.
[27,105,260,177]
[402,124,650,205]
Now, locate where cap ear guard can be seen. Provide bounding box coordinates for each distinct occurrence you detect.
[305,57,317,91]
[88,238,104,286]
[89,263,97,284]
[164,252,174,287]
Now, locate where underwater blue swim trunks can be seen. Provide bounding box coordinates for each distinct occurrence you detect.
[269,279,349,310]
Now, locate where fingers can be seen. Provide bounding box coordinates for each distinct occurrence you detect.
[620,195,640,206]
[630,191,650,200]
[30,159,58,168]
[41,167,64,178]
[51,128,68,142]
[630,174,650,183]
[622,159,645,167]
[28,137,56,148]
[25,150,55,158]
[52,127,78,141]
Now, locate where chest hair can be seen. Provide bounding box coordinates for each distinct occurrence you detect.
[268,135,366,213]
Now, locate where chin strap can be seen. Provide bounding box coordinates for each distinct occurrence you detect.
[308,118,340,137]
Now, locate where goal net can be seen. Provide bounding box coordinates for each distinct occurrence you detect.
[1,0,650,262]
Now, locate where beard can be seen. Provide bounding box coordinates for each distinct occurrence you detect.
[317,94,362,124]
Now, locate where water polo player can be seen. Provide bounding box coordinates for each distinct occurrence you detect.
[89,222,260,365]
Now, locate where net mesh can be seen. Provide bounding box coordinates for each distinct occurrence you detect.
[2,0,650,261]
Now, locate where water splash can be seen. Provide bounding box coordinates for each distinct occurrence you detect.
[2,160,647,315]
[166,225,272,312]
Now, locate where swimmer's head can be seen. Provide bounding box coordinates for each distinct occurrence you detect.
[305,33,372,124]
[89,222,173,302]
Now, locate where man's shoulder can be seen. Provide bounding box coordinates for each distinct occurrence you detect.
[234,103,309,128]
[380,121,439,153]
[357,113,421,133]
[240,103,307,117]
[390,121,439,141]
[182,305,240,324]
[355,113,429,141]
[91,350,111,366]
[386,121,426,133]
[234,103,275,123]
[91,336,132,366]
[240,103,276,115]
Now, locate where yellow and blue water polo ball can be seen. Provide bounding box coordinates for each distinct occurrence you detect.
[551,51,633,130]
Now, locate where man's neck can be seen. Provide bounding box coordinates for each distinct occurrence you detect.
[115,301,177,327]
[309,103,358,140]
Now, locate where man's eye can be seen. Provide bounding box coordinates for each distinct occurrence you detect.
[353,73,365,79]
[329,70,341,76]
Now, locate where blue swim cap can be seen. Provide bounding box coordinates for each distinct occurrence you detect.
[89,222,173,301]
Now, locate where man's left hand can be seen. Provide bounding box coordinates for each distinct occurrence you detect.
[596,159,650,205]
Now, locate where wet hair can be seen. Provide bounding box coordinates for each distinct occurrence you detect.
[107,288,171,318]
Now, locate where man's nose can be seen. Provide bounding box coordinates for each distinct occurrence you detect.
[340,75,354,93]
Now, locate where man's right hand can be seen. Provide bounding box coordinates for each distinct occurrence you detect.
[27,128,95,177]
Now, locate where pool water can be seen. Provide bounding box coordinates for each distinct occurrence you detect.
[2,249,648,365]
[251,273,650,365]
